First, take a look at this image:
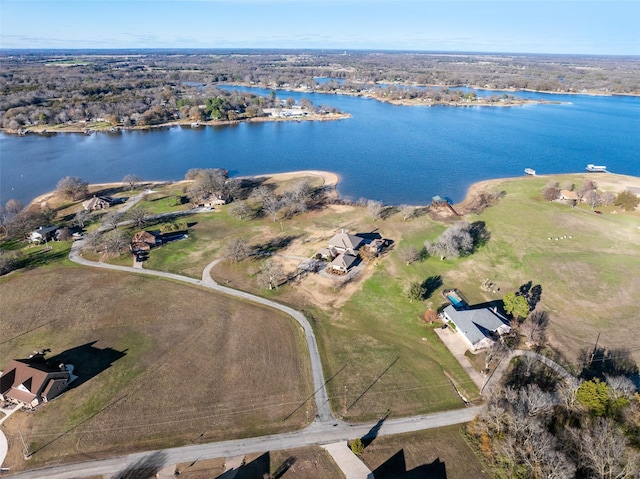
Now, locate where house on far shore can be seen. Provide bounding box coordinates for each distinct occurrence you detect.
[442,305,511,351]
[29,225,58,243]
[0,352,75,408]
[130,230,159,253]
[82,195,114,211]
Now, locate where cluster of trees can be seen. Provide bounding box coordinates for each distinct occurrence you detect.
[2,51,637,130]
[249,180,315,222]
[424,220,489,260]
[542,179,638,211]
[396,220,489,272]
[469,351,639,479]
[0,199,55,241]
[184,168,240,204]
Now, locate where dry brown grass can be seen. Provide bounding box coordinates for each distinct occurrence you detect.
[0,266,313,472]
[359,425,487,479]
[173,447,345,479]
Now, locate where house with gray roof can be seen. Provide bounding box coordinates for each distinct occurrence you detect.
[442,305,511,351]
[328,230,364,256]
[29,225,58,243]
[329,253,358,273]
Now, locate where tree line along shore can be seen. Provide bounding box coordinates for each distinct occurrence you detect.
[4,49,636,134]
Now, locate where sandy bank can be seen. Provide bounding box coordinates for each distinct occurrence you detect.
[27,171,340,209]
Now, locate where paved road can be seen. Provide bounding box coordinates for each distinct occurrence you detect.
[4,407,482,479]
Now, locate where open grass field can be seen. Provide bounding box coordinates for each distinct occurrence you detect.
[0,267,313,472]
[359,425,487,479]
[3,171,638,472]
[173,447,345,479]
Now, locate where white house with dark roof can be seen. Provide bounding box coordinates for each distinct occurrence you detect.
[29,225,58,243]
[442,305,511,351]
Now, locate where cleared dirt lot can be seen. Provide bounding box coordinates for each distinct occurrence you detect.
[0,267,313,472]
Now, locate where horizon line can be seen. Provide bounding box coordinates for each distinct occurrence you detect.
[2,47,639,58]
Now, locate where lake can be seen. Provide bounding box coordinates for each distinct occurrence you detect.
[1,87,638,206]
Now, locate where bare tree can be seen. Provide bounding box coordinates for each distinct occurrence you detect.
[257,258,284,289]
[186,168,228,202]
[583,189,601,209]
[127,206,151,229]
[397,245,421,265]
[568,418,634,479]
[72,209,91,229]
[56,176,89,200]
[604,374,637,401]
[4,199,24,215]
[262,196,281,222]
[367,200,384,221]
[104,210,125,230]
[542,182,560,201]
[57,227,72,241]
[484,339,508,371]
[601,191,616,206]
[424,220,475,259]
[224,238,250,263]
[229,200,251,219]
[83,230,102,252]
[399,204,415,221]
[122,174,143,191]
[556,376,583,413]
[521,309,550,348]
[103,229,128,257]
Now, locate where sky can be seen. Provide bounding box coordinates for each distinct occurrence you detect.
[1,0,639,55]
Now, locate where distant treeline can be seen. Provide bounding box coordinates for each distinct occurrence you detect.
[1,50,637,130]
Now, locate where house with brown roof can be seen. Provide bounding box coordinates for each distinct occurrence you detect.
[130,230,158,253]
[82,195,114,211]
[0,353,72,407]
[559,189,579,202]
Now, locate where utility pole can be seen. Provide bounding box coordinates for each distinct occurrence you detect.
[343,386,348,416]
[590,332,601,366]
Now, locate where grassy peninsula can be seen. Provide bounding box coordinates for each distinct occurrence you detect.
[1,171,639,474]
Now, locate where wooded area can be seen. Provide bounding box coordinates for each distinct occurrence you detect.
[1,50,638,131]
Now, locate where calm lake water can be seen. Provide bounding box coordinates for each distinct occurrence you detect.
[1,87,638,206]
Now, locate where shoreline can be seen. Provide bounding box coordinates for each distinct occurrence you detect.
[27,170,640,213]
[27,170,341,210]
[1,112,351,136]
